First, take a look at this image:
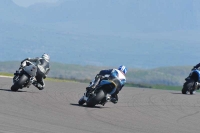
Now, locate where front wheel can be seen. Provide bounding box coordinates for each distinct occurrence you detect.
[182,79,195,94]
[11,84,19,92]
[78,96,85,105]
[11,74,29,91]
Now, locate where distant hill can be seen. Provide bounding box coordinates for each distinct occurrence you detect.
[0,61,192,86]
[1,0,200,68]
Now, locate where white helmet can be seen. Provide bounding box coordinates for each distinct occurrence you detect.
[41,53,50,61]
[118,65,127,74]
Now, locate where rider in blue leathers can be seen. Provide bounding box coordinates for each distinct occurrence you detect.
[86,65,127,104]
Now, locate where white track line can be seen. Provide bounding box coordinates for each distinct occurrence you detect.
[0,75,12,78]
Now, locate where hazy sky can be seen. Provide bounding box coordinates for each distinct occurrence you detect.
[12,0,59,7]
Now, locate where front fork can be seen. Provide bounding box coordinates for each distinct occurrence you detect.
[83,90,95,101]
[13,75,35,89]
[13,75,19,84]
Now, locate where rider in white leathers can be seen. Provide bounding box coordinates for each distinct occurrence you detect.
[15,53,50,90]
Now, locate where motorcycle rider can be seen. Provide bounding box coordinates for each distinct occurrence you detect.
[86,65,127,104]
[15,53,50,90]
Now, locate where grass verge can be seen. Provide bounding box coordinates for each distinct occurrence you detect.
[126,83,182,91]
[0,72,182,91]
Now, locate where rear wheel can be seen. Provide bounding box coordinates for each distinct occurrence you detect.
[182,79,194,94]
[11,74,28,91]
[86,90,105,107]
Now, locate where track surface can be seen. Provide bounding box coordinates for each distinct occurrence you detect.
[0,77,200,133]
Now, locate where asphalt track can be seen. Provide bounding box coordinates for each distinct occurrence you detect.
[0,77,200,133]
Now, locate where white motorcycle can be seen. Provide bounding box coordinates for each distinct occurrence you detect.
[11,61,37,91]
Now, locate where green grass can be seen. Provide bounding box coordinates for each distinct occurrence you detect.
[0,72,13,76]
[0,72,78,83]
[0,61,192,86]
[126,82,182,91]
[151,84,182,91]
[45,77,78,82]
[0,72,182,91]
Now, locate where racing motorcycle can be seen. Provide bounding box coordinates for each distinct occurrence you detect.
[182,68,200,94]
[78,75,121,107]
[11,61,37,91]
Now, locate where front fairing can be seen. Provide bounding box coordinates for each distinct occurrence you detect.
[23,64,37,77]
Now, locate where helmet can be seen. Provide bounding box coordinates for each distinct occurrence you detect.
[118,65,127,74]
[41,53,50,61]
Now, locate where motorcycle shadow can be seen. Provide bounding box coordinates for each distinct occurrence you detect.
[0,88,27,92]
[170,92,183,94]
[170,92,199,95]
[70,103,109,108]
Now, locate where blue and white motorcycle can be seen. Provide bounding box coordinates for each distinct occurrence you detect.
[78,76,121,107]
[182,68,200,94]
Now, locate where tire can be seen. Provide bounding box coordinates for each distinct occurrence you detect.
[86,90,105,107]
[78,96,85,105]
[182,79,194,94]
[11,74,28,91]
[11,84,19,92]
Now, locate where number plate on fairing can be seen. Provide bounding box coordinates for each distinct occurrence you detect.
[23,65,37,77]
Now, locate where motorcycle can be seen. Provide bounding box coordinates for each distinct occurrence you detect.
[182,68,200,94]
[78,75,121,107]
[11,61,37,91]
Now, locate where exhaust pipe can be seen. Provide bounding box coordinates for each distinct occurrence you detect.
[195,82,200,89]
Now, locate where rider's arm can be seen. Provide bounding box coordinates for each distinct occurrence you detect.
[45,68,50,75]
[44,68,50,79]
[98,69,113,76]
[21,58,30,64]
[193,63,200,69]
[21,57,39,64]
[28,57,40,62]
[119,79,126,91]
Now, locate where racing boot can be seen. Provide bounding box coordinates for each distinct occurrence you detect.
[110,94,118,104]
[33,81,44,90]
[110,97,118,104]
[37,84,44,90]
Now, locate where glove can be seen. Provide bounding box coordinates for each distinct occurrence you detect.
[96,74,104,79]
[86,87,93,91]
[21,58,30,64]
